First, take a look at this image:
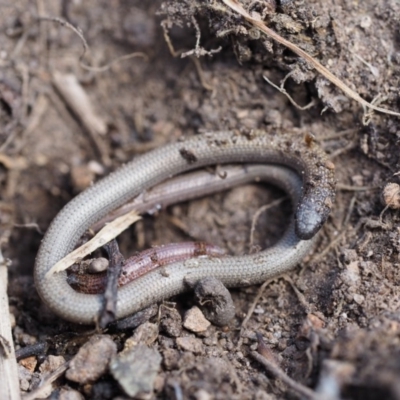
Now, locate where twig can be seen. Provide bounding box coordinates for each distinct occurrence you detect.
[52,71,111,166]
[379,204,391,226]
[80,52,148,72]
[362,93,389,125]
[249,197,286,249]
[263,74,315,110]
[161,20,221,59]
[236,278,274,349]
[337,184,379,192]
[190,57,214,92]
[13,223,44,234]
[250,350,322,400]
[318,128,358,141]
[0,251,21,400]
[328,141,357,159]
[161,22,182,57]
[37,16,88,61]
[221,0,400,119]
[241,279,274,331]
[16,342,48,362]
[36,0,49,68]
[52,72,107,137]
[282,275,311,313]
[181,16,222,58]
[99,240,124,328]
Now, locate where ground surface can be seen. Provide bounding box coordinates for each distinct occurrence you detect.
[1,0,400,399]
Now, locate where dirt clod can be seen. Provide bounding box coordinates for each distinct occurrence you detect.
[176,336,204,355]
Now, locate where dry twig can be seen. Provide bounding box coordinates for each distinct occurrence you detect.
[0,251,21,400]
[236,278,274,350]
[250,350,322,400]
[52,71,111,166]
[249,197,287,249]
[263,74,315,110]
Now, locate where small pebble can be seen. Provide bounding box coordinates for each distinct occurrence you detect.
[125,322,159,348]
[88,257,109,273]
[18,365,32,391]
[307,313,325,329]
[88,160,105,175]
[183,306,210,333]
[383,182,400,209]
[110,344,161,397]
[66,335,117,384]
[59,388,85,400]
[353,293,365,305]
[194,389,212,400]
[39,355,66,374]
[359,15,372,29]
[342,261,361,286]
[19,356,37,373]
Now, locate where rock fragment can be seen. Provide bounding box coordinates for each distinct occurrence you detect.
[39,355,66,374]
[66,335,117,384]
[183,306,210,333]
[160,307,182,338]
[110,344,162,398]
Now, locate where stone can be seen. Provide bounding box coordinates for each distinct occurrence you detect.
[183,306,210,333]
[66,335,117,384]
[110,344,161,397]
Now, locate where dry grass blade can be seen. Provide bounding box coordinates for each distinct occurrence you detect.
[221,0,400,119]
[45,210,141,278]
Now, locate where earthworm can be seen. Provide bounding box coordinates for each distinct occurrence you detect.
[34,130,336,324]
[68,242,226,294]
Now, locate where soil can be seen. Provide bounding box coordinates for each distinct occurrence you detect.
[1,0,400,399]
